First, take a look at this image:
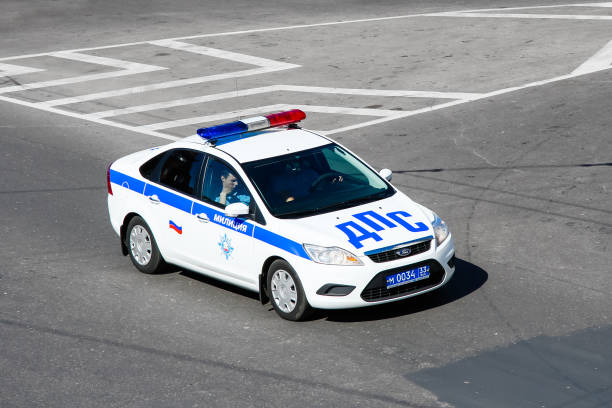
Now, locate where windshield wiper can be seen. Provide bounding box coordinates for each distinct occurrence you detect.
[319,190,388,212]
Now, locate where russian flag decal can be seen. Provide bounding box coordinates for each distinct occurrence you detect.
[169,220,183,234]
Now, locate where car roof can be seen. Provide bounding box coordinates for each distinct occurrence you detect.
[191,128,332,163]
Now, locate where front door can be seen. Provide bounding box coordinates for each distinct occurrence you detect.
[185,156,256,287]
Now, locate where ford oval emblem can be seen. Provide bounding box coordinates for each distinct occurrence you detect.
[396,247,412,257]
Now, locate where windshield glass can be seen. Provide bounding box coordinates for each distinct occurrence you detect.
[242,143,394,218]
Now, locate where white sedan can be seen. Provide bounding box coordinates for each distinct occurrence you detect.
[107,109,455,320]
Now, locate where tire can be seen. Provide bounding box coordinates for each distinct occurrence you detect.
[267,259,312,321]
[125,216,166,274]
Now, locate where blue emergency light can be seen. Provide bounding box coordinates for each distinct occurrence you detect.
[197,109,306,141]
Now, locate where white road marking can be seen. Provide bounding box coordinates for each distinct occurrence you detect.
[427,12,612,20]
[84,86,282,119]
[0,2,610,141]
[0,52,165,94]
[0,1,609,62]
[39,41,300,107]
[292,105,400,117]
[39,67,283,107]
[85,85,481,119]
[326,66,612,135]
[0,13,429,62]
[140,104,402,131]
[149,39,297,69]
[0,94,179,141]
[449,2,612,12]
[50,51,160,70]
[140,104,290,130]
[0,63,44,77]
[572,39,612,74]
[278,85,482,100]
[571,2,612,5]
[323,100,468,135]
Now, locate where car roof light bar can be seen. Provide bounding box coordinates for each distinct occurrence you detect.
[197,109,306,142]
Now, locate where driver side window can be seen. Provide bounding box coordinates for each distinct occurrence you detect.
[201,157,252,208]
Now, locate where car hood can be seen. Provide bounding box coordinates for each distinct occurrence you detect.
[282,192,434,256]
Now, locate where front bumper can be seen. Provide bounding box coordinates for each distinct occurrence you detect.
[295,234,455,309]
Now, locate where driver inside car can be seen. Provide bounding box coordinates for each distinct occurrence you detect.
[272,158,319,203]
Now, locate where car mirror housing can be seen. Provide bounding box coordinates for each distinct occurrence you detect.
[224,202,250,218]
[379,168,392,181]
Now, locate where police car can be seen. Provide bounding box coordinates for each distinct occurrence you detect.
[107,109,455,320]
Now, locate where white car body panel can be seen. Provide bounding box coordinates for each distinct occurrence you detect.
[216,129,330,162]
[107,127,455,310]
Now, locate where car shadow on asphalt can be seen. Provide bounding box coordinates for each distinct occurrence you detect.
[174,267,261,301]
[319,258,488,322]
[169,258,487,322]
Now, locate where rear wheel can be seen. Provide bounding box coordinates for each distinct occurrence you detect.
[126,216,165,274]
[267,260,312,321]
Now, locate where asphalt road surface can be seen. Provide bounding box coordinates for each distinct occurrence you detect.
[1,1,611,407]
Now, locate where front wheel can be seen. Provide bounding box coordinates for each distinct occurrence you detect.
[267,260,312,321]
[126,216,166,274]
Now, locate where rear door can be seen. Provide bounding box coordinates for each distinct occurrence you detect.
[140,149,205,262]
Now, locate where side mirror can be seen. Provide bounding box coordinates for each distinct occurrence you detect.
[224,202,250,218]
[379,168,392,182]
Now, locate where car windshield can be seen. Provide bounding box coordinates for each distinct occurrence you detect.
[242,143,394,218]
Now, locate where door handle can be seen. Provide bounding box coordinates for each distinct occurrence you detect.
[148,194,160,204]
[196,213,209,223]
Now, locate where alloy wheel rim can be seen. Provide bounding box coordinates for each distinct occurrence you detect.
[130,225,152,266]
[271,269,297,313]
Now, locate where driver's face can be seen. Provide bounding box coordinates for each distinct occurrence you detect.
[221,173,238,191]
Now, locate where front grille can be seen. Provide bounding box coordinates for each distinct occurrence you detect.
[361,260,445,302]
[367,240,431,263]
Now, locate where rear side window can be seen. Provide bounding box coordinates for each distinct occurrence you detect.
[140,149,205,197]
[140,152,164,181]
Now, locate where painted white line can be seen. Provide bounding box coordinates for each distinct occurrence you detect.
[0,94,179,141]
[427,11,612,20]
[1,2,610,63]
[0,2,610,141]
[291,105,400,117]
[443,2,612,13]
[573,2,612,6]
[39,67,286,107]
[568,2,612,7]
[0,63,44,77]
[0,12,431,62]
[50,51,160,70]
[572,39,612,74]
[40,42,300,107]
[140,104,290,130]
[85,85,481,119]
[326,65,612,135]
[6,65,612,142]
[323,100,467,135]
[84,86,282,119]
[140,103,402,131]
[149,39,298,69]
[278,85,482,100]
[0,52,166,94]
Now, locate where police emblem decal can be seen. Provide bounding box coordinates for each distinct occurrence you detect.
[218,234,234,260]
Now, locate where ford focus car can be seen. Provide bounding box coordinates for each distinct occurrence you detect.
[107,109,455,320]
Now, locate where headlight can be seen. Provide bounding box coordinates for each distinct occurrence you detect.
[303,244,363,266]
[432,213,449,245]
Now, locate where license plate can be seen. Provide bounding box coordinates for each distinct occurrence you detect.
[385,265,430,289]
